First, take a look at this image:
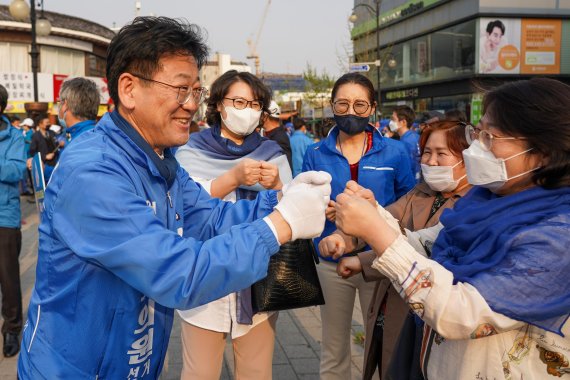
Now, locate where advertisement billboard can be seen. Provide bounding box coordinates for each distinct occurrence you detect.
[479,18,521,74]
[479,18,562,75]
[520,19,562,74]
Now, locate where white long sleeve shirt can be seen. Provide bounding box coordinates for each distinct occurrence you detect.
[373,230,570,379]
[177,177,274,339]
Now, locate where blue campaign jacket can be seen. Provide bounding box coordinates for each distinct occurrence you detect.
[400,129,421,180]
[302,125,415,261]
[66,119,96,142]
[18,113,280,379]
[290,130,315,177]
[0,115,26,228]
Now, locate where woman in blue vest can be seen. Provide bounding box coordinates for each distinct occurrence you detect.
[302,72,416,379]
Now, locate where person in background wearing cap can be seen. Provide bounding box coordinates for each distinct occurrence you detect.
[417,110,444,134]
[261,100,294,169]
[58,77,100,144]
[290,117,315,177]
[29,116,59,182]
[390,105,421,181]
[0,84,26,358]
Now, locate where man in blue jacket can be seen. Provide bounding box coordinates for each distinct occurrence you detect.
[390,105,420,181]
[57,77,100,143]
[0,84,27,358]
[290,118,315,177]
[18,17,330,379]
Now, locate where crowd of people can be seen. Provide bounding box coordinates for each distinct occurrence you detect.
[0,15,568,380]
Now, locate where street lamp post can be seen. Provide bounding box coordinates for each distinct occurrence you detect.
[350,0,381,118]
[9,0,52,103]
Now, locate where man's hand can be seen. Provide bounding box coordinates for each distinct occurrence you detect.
[46,153,55,161]
[336,256,363,279]
[259,161,282,190]
[283,171,332,204]
[274,182,330,241]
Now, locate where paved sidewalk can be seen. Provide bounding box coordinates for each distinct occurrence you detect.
[1,198,369,380]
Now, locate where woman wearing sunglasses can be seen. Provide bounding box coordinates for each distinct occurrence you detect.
[175,70,292,379]
[333,77,570,378]
[301,73,416,379]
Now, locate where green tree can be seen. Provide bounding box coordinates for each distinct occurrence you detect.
[302,64,335,106]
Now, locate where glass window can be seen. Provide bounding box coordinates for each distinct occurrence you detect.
[40,46,85,76]
[86,54,106,77]
[380,20,476,89]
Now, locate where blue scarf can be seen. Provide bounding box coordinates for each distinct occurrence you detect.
[180,124,288,200]
[432,186,570,335]
[176,125,290,324]
[110,111,179,188]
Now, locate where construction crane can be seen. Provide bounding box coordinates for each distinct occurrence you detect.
[247,0,271,76]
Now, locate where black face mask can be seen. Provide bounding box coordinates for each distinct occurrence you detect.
[333,114,369,135]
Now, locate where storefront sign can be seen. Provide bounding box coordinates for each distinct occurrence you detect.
[386,88,419,100]
[0,72,54,102]
[351,0,445,38]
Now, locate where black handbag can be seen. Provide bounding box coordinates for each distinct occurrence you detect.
[251,239,325,312]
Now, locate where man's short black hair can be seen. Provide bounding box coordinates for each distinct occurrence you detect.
[106,17,209,108]
[0,84,8,114]
[486,20,505,35]
[293,117,306,130]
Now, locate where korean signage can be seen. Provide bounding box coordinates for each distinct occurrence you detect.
[0,72,54,102]
[478,18,562,75]
[386,88,419,100]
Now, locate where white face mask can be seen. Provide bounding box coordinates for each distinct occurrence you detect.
[221,104,261,136]
[389,120,399,132]
[463,140,537,192]
[421,161,466,192]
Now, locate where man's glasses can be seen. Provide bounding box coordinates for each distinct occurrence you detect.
[465,124,526,151]
[331,100,371,115]
[131,73,208,105]
[223,97,263,112]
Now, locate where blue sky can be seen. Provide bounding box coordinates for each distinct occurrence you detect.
[38,0,354,77]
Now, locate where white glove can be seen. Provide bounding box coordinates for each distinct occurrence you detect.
[283,171,332,204]
[376,202,402,235]
[275,183,329,240]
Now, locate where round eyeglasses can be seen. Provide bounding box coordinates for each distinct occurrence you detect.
[223,97,263,112]
[131,73,208,105]
[465,124,526,151]
[331,100,372,115]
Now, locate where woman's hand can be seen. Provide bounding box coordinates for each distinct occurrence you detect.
[336,256,363,279]
[325,200,336,222]
[344,180,376,207]
[335,193,399,257]
[259,161,282,190]
[318,233,346,260]
[232,158,262,187]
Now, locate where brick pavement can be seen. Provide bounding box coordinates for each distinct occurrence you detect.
[1,198,369,380]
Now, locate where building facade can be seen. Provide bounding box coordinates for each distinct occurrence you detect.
[351,0,570,123]
[0,5,114,116]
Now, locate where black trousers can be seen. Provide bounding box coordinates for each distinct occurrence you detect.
[0,227,23,335]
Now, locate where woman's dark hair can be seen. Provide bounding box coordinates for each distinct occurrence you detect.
[331,73,376,105]
[106,17,209,107]
[486,20,505,35]
[205,70,271,126]
[419,120,469,158]
[482,77,570,189]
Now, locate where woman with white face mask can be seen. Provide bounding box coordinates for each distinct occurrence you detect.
[175,70,292,379]
[332,78,570,379]
[318,120,472,379]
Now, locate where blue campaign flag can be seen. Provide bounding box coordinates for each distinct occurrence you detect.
[31,153,46,214]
